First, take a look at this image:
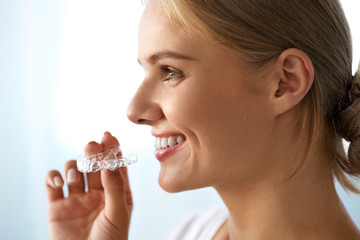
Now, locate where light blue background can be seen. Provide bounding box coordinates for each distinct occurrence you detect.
[0,1,359,239]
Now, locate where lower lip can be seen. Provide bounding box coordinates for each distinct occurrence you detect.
[155,141,187,161]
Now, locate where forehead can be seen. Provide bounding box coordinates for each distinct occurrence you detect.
[138,3,210,63]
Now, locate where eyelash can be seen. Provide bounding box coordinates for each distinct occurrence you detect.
[159,66,183,82]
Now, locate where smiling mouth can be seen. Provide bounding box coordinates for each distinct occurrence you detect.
[154,135,187,149]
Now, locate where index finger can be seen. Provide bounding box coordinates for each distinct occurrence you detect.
[85,141,104,190]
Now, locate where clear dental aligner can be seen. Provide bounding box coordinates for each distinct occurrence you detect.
[77,146,138,173]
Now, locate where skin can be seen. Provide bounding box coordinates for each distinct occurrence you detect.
[46,132,132,240]
[46,2,360,240]
[127,2,360,240]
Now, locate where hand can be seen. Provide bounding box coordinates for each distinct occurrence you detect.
[45,132,133,240]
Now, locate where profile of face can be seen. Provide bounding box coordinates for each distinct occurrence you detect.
[127,2,281,193]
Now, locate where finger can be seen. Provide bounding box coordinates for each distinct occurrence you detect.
[120,167,133,212]
[101,132,133,211]
[45,170,64,202]
[101,169,130,223]
[64,160,85,194]
[85,141,104,190]
[101,131,119,151]
[101,132,133,220]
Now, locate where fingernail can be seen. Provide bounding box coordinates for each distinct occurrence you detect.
[67,168,77,183]
[104,131,111,136]
[54,176,62,187]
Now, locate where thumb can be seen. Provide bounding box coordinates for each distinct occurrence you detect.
[101,169,130,223]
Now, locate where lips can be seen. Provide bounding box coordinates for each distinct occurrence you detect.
[151,130,187,161]
[154,139,187,161]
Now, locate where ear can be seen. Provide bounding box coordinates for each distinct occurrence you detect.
[270,48,314,116]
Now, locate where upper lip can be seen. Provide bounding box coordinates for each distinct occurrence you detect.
[151,129,185,138]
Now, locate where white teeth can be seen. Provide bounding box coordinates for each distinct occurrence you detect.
[154,135,186,149]
[155,138,161,149]
[177,135,185,144]
[168,136,176,147]
[161,138,168,148]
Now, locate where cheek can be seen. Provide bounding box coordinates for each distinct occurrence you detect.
[163,77,257,154]
[168,78,270,157]
[163,80,228,132]
[159,74,273,187]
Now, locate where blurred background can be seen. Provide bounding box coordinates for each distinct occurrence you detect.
[0,0,359,239]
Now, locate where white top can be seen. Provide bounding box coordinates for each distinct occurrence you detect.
[165,208,229,240]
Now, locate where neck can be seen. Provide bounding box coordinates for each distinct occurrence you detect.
[214,153,359,240]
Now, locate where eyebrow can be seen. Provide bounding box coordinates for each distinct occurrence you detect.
[138,50,198,65]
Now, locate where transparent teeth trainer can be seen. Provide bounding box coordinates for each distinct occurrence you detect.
[77,146,138,173]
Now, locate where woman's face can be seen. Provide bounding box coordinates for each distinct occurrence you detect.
[127,3,275,192]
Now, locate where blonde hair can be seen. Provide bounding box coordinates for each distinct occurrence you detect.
[152,0,360,193]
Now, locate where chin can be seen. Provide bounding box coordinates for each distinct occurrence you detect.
[159,181,184,193]
[158,170,205,193]
[158,175,189,193]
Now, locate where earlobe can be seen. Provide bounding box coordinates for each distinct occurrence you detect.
[272,48,314,115]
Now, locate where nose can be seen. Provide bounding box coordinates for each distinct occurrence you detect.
[126,80,164,125]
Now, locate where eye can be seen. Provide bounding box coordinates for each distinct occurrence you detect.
[160,66,183,82]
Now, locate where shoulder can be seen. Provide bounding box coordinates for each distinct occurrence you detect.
[165,208,228,240]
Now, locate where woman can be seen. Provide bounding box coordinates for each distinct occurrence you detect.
[45,0,360,239]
